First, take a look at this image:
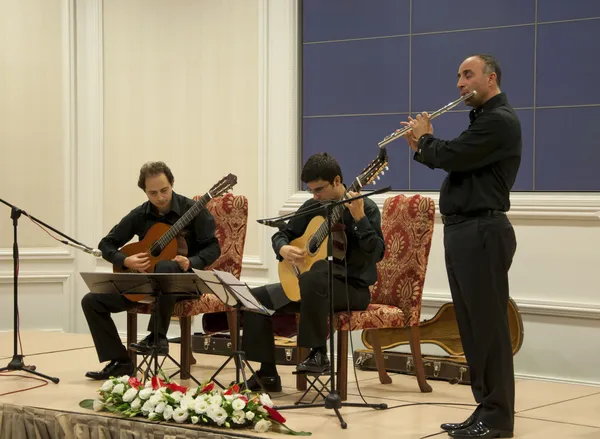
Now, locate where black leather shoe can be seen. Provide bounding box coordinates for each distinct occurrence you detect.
[296,350,330,374]
[130,333,169,355]
[449,421,513,438]
[85,359,134,380]
[241,372,282,393]
[441,412,478,431]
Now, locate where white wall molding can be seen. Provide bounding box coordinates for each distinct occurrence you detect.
[0,248,72,260]
[421,292,600,320]
[0,273,70,284]
[279,191,600,220]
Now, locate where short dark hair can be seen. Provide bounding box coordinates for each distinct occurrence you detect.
[472,53,502,87]
[300,152,343,184]
[137,161,175,190]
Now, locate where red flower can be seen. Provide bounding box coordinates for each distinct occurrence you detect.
[264,406,286,423]
[238,395,248,403]
[224,383,240,395]
[167,382,188,393]
[128,377,142,390]
[151,376,166,390]
[200,382,214,394]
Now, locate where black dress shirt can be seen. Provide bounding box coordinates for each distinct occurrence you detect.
[98,191,221,271]
[414,92,522,216]
[271,196,385,289]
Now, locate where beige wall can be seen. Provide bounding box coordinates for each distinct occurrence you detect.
[102,0,259,255]
[0,0,67,248]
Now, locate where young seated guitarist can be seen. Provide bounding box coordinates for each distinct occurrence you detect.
[82,161,220,380]
[241,152,385,392]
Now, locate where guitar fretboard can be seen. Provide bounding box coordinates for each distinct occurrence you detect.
[311,179,362,248]
[152,193,211,252]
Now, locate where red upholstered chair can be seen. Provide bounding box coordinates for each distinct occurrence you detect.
[126,193,248,379]
[332,194,436,400]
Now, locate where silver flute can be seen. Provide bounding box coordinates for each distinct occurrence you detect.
[378,90,477,148]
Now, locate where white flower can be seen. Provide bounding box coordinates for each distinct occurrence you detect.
[231,398,246,411]
[170,391,183,403]
[209,394,223,406]
[138,388,153,400]
[141,400,155,415]
[257,406,268,414]
[232,409,246,424]
[254,419,271,433]
[149,393,164,405]
[172,407,189,423]
[246,411,255,421]
[191,415,199,424]
[186,388,197,397]
[131,398,142,410]
[207,406,228,426]
[112,383,125,395]
[100,380,114,392]
[224,394,234,401]
[180,395,194,411]
[122,387,138,402]
[148,412,158,421]
[154,402,166,414]
[194,399,209,414]
[145,380,153,388]
[163,405,174,421]
[92,399,104,411]
[259,393,273,408]
[119,375,130,383]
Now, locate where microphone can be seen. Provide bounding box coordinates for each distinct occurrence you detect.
[61,240,102,257]
[257,219,288,229]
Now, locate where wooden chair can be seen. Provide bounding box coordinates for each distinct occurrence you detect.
[126,193,249,379]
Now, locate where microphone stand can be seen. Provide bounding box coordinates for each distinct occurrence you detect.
[259,186,391,429]
[0,197,96,383]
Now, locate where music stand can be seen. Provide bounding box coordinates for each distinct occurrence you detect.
[259,188,391,429]
[80,272,204,386]
[192,268,274,394]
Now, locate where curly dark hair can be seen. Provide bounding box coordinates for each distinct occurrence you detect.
[137,161,175,190]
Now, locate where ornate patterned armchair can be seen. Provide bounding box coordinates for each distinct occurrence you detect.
[126,193,248,379]
[332,194,436,399]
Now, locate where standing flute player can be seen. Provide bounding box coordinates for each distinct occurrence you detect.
[402,54,520,439]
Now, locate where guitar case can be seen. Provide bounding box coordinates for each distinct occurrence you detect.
[354,297,524,385]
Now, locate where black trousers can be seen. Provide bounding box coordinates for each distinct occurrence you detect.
[241,261,370,365]
[81,260,183,363]
[444,214,517,431]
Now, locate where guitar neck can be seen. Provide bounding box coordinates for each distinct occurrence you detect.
[312,179,362,246]
[156,193,211,248]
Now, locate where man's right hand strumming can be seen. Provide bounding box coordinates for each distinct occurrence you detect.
[124,252,151,272]
[280,245,306,265]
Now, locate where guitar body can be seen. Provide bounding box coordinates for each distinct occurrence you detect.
[113,222,179,302]
[361,297,524,359]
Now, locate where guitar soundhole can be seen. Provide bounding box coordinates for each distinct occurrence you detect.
[308,237,319,255]
[150,244,162,257]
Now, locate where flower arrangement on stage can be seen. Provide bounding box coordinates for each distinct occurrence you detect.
[80,372,310,435]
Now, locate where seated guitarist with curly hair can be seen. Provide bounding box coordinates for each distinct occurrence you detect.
[242,152,385,392]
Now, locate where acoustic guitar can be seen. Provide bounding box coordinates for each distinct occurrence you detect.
[361,296,524,360]
[113,173,237,301]
[278,148,389,301]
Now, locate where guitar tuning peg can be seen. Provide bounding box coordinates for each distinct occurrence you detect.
[372,181,376,185]
[377,176,381,180]
[381,171,385,176]
[385,166,389,171]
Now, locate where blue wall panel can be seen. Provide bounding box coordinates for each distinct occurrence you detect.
[302,1,600,192]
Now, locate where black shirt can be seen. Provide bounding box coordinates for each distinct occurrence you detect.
[414,92,522,216]
[271,196,385,289]
[98,191,221,270]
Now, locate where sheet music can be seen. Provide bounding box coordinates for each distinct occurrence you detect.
[212,270,275,316]
[191,269,237,306]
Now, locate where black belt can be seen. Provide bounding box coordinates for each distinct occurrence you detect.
[441,209,505,225]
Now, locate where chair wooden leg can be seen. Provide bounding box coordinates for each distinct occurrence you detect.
[126,313,137,367]
[336,330,348,401]
[180,316,191,380]
[295,316,307,391]
[409,325,432,393]
[369,329,392,385]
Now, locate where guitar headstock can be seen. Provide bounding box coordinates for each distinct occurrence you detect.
[358,147,389,187]
[208,173,238,198]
